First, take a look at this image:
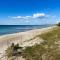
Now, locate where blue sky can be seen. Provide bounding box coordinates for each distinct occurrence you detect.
[0,0,60,25]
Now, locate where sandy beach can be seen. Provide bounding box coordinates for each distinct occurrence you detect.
[0,26,56,59]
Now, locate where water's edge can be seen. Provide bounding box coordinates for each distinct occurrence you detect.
[0,25,53,35]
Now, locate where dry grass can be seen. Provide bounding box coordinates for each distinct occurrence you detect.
[22,26,60,60]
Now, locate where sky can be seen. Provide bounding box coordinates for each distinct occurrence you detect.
[0,0,60,25]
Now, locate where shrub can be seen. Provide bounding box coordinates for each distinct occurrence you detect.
[57,22,60,26]
[6,43,23,58]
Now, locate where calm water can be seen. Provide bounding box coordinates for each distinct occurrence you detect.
[0,25,52,35]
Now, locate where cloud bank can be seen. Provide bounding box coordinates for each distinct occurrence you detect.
[9,13,46,19]
[7,13,58,25]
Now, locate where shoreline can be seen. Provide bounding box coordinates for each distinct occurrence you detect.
[0,26,56,58]
[0,25,52,36]
[0,26,56,44]
[0,25,56,37]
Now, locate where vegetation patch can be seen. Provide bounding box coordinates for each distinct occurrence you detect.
[22,26,60,60]
[6,43,23,58]
[57,22,60,26]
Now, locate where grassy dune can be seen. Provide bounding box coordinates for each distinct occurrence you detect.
[22,26,60,60]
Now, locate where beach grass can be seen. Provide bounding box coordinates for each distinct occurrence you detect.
[22,26,60,60]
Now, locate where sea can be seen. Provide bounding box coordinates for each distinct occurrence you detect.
[0,25,53,35]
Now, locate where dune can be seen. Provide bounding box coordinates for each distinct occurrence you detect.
[0,26,56,59]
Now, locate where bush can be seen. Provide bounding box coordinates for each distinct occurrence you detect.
[57,22,60,26]
[6,43,23,58]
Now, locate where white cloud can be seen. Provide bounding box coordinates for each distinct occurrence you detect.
[33,13,46,18]
[23,16,31,19]
[6,13,59,25]
[9,13,46,19]
[12,16,22,18]
[11,16,31,19]
[25,16,31,18]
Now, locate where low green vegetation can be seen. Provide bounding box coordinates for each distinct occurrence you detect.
[6,43,23,58]
[22,26,60,60]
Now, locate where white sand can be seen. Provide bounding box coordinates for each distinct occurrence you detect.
[0,26,56,59]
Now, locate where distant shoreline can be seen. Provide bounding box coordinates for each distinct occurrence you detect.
[0,25,56,40]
